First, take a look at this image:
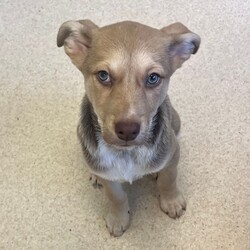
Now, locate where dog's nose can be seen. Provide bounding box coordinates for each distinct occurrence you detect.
[115,121,140,141]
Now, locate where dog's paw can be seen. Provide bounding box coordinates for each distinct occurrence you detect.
[159,191,186,219]
[89,174,103,189]
[105,206,130,237]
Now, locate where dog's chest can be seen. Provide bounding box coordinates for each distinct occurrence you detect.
[93,140,161,183]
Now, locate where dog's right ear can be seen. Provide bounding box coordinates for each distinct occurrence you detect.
[57,20,98,69]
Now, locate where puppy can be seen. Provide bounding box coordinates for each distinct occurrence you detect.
[57,20,200,237]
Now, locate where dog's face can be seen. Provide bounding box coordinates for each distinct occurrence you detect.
[57,21,200,147]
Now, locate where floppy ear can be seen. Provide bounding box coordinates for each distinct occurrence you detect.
[57,19,98,69]
[161,22,201,72]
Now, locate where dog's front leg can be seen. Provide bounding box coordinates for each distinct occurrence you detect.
[157,144,186,218]
[98,177,130,237]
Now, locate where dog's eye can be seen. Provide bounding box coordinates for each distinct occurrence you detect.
[146,73,161,87]
[97,71,110,83]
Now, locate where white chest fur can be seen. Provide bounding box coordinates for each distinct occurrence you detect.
[89,138,169,183]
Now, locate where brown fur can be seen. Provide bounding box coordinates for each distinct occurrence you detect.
[57,20,200,236]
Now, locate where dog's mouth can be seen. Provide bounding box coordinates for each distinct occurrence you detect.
[100,110,160,148]
[102,136,143,148]
[102,123,157,148]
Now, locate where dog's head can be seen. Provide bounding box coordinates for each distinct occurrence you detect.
[57,20,200,147]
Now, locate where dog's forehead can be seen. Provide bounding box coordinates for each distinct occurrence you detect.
[88,22,167,71]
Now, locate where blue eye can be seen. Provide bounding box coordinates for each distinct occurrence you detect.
[97,71,110,83]
[146,73,161,87]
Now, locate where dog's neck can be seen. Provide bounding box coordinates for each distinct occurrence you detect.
[77,94,176,180]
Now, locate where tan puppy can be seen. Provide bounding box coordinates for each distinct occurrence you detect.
[57,20,200,237]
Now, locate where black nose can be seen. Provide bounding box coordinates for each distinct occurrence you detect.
[115,121,140,141]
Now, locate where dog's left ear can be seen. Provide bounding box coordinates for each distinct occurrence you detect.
[161,22,201,72]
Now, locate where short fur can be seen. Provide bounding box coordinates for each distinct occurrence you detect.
[57,20,200,237]
[77,95,179,183]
